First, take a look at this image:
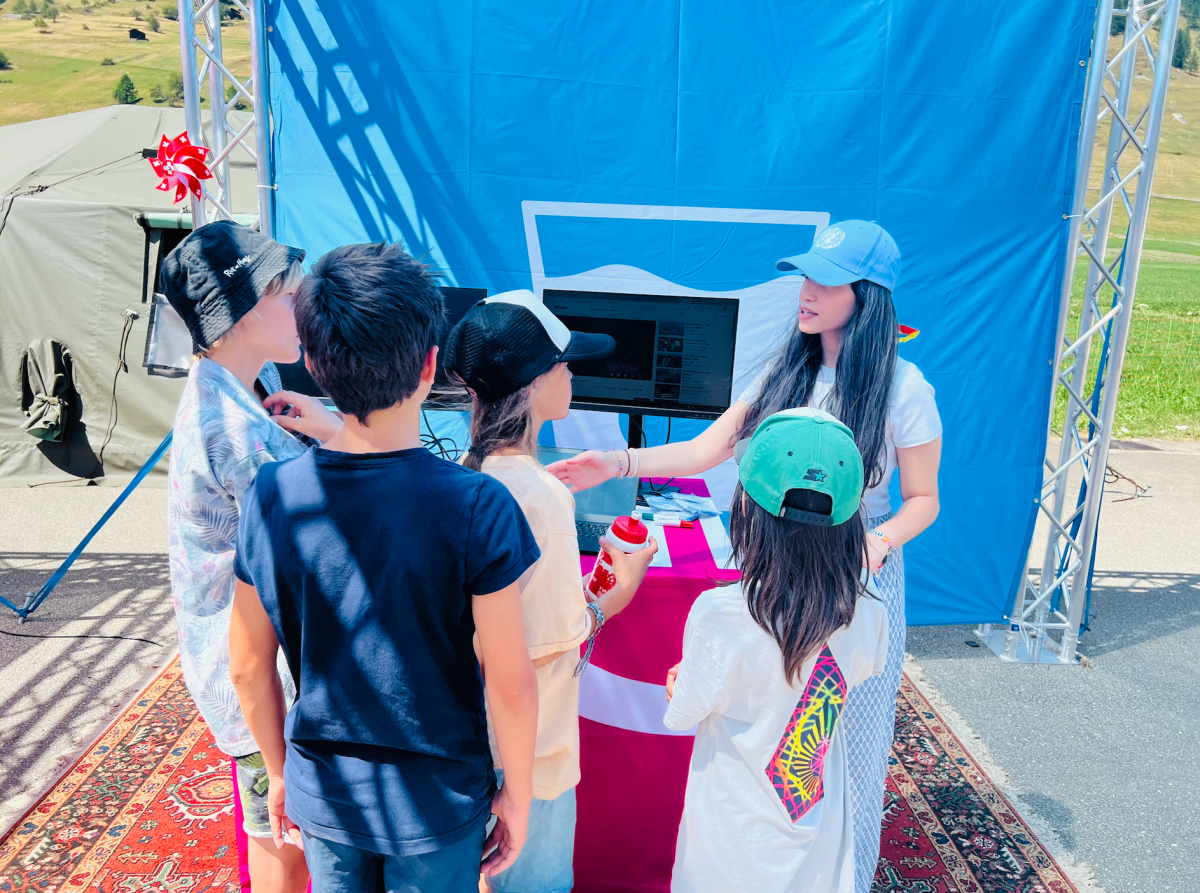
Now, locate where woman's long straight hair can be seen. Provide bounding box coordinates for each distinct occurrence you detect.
[459,382,537,472]
[737,280,898,488]
[728,484,873,683]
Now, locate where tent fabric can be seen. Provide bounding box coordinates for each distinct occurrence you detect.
[265,0,1095,626]
[19,338,75,442]
[0,106,258,483]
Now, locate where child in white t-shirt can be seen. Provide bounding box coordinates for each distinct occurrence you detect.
[665,408,889,893]
[444,290,659,893]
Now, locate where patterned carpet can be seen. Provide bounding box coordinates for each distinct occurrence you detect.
[0,662,1077,893]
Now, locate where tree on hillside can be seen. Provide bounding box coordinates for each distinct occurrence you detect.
[0,52,11,71]
[45,4,57,21]
[13,0,28,13]
[162,5,175,20]
[167,71,184,105]
[1174,26,1193,68]
[146,11,159,30]
[114,72,139,104]
[226,82,248,110]
[1111,0,1128,35]
[150,82,165,103]
[32,15,48,30]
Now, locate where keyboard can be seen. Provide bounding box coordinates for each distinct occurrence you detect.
[576,521,610,540]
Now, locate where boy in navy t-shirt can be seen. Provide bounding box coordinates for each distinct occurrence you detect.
[228,243,541,892]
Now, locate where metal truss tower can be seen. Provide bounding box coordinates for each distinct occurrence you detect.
[980,0,1182,664]
[177,0,274,236]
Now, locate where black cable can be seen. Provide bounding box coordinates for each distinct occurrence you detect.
[421,410,463,461]
[647,416,676,493]
[97,310,139,469]
[0,627,163,646]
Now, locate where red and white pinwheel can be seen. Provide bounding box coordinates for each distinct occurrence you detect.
[148,132,213,204]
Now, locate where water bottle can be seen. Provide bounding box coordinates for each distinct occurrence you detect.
[586,512,650,599]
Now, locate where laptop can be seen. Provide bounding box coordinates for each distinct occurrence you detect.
[538,446,639,554]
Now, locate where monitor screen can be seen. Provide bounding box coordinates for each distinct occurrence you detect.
[543,289,739,420]
[427,286,488,406]
[278,286,487,404]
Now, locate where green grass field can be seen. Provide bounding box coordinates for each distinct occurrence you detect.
[0,0,249,120]
[1,3,1197,439]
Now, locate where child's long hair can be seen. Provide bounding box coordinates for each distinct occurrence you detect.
[728,484,873,684]
[737,280,898,489]
[459,381,537,472]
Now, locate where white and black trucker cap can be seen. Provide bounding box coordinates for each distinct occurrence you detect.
[443,289,615,402]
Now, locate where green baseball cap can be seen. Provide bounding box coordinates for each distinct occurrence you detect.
[734,408,864,526]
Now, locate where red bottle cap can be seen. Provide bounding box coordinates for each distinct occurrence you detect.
[610,514,649,547]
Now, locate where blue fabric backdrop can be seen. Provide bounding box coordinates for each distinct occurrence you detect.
[265,0,1096,625]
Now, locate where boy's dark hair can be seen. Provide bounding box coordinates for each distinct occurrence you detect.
[295,243,446,422]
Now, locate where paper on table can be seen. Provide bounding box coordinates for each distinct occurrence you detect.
[700,515,733,569]
[645,522,672,568]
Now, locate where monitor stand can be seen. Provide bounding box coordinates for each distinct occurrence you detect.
[627,413,645,449]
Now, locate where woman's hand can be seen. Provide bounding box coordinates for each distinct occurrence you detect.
[545,450,621,493]
[665,663,680,702]
[865,532,890,575]
[263,390,343,444]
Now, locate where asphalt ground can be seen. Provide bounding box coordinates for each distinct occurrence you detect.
[908,440,1200,893]
[1,443,1197,893]
[0,482,175,833]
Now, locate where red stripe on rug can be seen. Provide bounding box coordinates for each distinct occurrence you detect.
[0,657,1080,893]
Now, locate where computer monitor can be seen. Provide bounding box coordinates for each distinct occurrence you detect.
[276,286,487,405]
[427,286,488,407]
[543,289,739,420]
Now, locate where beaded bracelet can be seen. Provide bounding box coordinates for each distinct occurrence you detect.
[574,602,607,677]
[869,529,894,552]
[611,448,625,478]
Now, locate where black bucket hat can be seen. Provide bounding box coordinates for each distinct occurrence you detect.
[444,289,615,402]
[159,220,305,352]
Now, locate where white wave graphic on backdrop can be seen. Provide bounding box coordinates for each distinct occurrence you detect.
[522,202,828,508]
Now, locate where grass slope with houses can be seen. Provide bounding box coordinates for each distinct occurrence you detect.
[1,1,1197,439]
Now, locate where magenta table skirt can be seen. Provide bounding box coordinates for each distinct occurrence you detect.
[573,480,739,893]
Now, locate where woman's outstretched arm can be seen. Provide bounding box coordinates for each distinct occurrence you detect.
[545,400,749,493]
[865,437,941,571]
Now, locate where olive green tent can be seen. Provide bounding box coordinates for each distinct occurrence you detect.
[0,105,259,484]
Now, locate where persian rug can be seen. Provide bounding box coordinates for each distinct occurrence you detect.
[875,677,1078,893]
[0,661,1078,893]
[0,660,240,892]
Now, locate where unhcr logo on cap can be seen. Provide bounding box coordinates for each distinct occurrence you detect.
[815,226,845,250]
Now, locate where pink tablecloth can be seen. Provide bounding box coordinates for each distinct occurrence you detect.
[573,479,739,893]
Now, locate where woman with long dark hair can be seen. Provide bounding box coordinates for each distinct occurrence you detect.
[548,221,941,892]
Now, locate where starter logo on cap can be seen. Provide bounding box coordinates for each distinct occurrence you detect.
[803,467,827,483]
[815,227,845,250]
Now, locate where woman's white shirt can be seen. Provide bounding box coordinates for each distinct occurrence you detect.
[738,358,941,519]
[664,582,889,892]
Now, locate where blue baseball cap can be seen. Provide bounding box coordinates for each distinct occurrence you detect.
[776,220,901,292]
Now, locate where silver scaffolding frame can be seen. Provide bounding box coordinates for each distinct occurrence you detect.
[177,0,274,236]
[980,0,1182,664]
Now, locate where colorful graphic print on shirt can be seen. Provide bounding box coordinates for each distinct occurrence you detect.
[765,645,847,822]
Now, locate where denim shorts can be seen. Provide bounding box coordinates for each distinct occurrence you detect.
[486,773,576,893]
[232,752,273,839]
[302,821,488,893]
